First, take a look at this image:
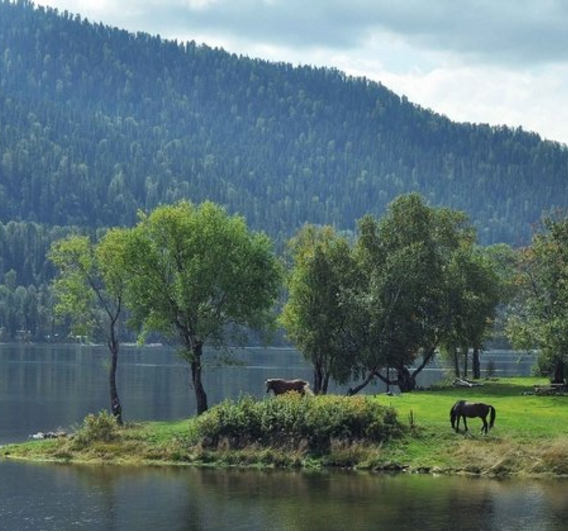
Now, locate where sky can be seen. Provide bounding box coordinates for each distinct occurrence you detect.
[34,0,568,146]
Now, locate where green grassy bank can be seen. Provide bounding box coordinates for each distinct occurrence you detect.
[2,377,568,478]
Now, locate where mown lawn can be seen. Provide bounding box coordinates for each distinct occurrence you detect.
[374,377,568,439]
[371,376,568,475]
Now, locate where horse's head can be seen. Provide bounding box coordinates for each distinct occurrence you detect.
[450,401,461,429]
[265,379,273,393]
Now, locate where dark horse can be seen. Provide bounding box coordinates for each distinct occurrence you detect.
[265,378,313,396]
[450,400,496,434]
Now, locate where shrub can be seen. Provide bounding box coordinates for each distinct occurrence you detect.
[71,410,119,449]
[193,394,403,453]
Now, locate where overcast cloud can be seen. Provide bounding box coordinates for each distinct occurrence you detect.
[36,0,568,144]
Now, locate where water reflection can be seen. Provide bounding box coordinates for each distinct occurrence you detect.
[1,462,567,530]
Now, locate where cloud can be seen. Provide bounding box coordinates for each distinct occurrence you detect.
[36,0,568,144]
[92,0,568,68]
[44,1,568,67]
[367,63,568,144]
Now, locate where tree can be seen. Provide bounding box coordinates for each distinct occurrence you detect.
[438,247,502,379]
[280,225,358,394]
[348,194,489,393]
[121,201,282,415]
[507,214,568,383]
[49,230,130,423]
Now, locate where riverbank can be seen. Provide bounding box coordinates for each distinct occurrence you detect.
[2,377,568,478]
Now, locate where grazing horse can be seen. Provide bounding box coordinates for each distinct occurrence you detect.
[265,378,313,396]
[450,400,496,434]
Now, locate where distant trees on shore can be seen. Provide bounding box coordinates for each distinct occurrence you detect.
[4,195,568,406]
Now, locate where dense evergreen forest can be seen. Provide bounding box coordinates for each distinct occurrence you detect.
[1,0,568,341]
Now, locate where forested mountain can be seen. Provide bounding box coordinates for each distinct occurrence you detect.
[2,0,568,248]
[1,0,568,340]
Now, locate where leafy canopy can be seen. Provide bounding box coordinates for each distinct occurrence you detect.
[123,200,283,354]
[49,232,129,340]
[280,224,358,391]
[507,213,568,379]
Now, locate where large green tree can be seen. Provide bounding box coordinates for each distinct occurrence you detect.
[49,230,130,423]
[507,214,568,383]
[349,194,494,392]
[121,201,282,415]
[280,225,358,394]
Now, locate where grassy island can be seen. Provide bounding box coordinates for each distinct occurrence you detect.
[2,377,568,478]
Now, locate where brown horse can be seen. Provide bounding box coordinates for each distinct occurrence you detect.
[265,378,313,396]
[450,400,496,434]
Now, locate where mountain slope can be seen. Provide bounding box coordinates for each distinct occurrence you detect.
[1,0,567,245]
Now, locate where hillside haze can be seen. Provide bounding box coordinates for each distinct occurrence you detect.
[1,0,568,246]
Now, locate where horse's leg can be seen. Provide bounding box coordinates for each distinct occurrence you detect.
[481,416,488,435]
[463,416,468,432]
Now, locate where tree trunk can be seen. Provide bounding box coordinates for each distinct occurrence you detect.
[462,345,469,378]
[552,358,566,384]
[191,341,208,415]
[313,365,324,395]
[108,339,123,425]
[322,373,330,395]
[394,347,437,392]
[347,368,378,395]
[396,366,416,392]
[472,347,481,379]
[452,347,460,378]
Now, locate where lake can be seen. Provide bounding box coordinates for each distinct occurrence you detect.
[1,343,566,531]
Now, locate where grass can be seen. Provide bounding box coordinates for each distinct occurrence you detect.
[370,376,568,475]
[377,376,568,439]
[2,377,568,477]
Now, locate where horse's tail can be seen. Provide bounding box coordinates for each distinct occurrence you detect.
[303,382,314,396]
[489,405,496,429]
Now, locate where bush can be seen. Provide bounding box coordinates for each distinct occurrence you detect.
[72,410,119,449]
[193,394,403,453]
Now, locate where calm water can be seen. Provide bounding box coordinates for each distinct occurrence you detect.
[1,344,566,531]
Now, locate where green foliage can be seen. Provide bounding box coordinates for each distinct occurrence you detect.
[348,194,502,391]
[280,225,358,393]
[49,235,98,336]
[280,195,504,393]
[48,231,130,341]
[0,221,71,341]
[118,200,282,414]
[438,246,504,377]
[49,231,128,421]
[193,394,402,453]
[72,410,119,449]
[507,213,568,381]
[124,201,282,346]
